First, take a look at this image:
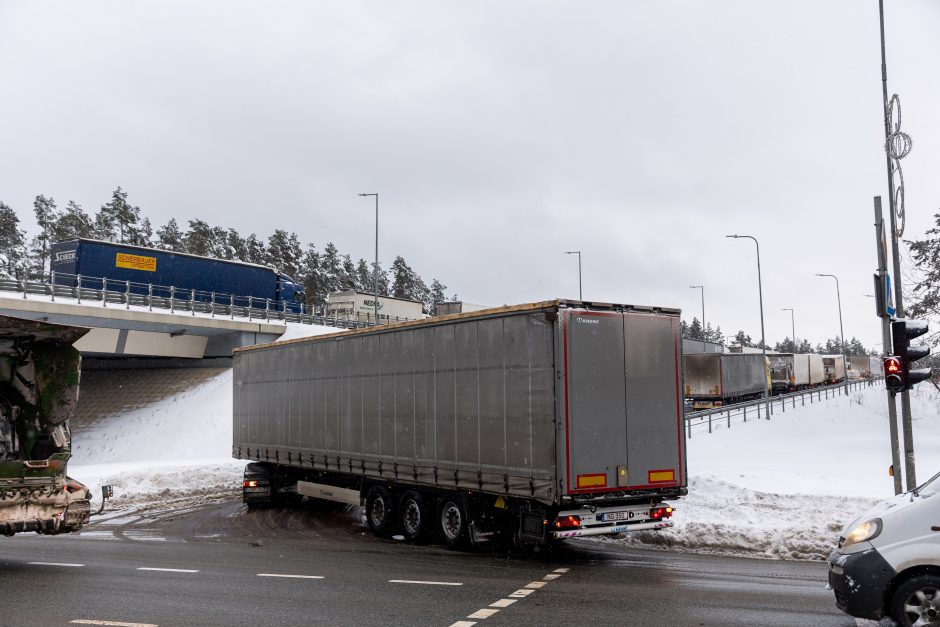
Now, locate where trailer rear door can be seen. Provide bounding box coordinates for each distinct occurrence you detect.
[562,309,685,494]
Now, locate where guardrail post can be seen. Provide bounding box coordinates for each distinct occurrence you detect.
[687,419,692,439]
[210,292,215,317]
[230,294,234,320]
[743,406,747,422]
[50,271,55,302]
[769,400,773,416]
[170,286,175,313]
[708,412,712,433]
[248,296,253,320]
[20,278,26,299]
[781,398,785,413]
[727,410,730,428]
[76,275,82,304]
[191,289,196,316]
[265,298,270,320]
[148,283,153,311]
[126,280,131,309]
[102,278,107,307]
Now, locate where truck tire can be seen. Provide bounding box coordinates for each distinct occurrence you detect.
[399,491,429,543]
[365,486,396,537]
[438,496,468,548]
[890,574,940,627]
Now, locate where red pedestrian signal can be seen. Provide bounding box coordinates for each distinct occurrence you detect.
[884,356,905,393]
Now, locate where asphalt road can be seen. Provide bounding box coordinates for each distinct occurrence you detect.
[0,500,882,627]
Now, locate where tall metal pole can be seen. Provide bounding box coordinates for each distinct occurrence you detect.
[726,234,768,417]
[874,196,903,494]
[690,285,705,352]
[816,274,848,395]
[358,193,379,323]
[565,251,582,300]
[781,308,795,353]
[878,0,916,490]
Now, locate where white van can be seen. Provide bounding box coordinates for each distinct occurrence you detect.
[828,470,940,626]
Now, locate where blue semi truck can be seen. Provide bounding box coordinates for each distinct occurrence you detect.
[50,239,305,313]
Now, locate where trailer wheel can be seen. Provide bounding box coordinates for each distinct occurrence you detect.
[438,496,468,548]
[365,486,396,537]
[399,491,428,543]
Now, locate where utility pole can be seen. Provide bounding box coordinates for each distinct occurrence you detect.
[874,196,903,495]
[878,0,916,490]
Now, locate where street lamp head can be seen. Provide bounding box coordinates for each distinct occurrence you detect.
[725,234,739,239]
[689,285,702,289]
[564,251,579,255]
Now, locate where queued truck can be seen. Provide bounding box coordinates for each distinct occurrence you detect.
[50,238,306,313]
[0,316,106,535]
[683,353,767,409]
[846,355,881,381]
[233,300,687,547]
[823,355,847,384]
[769,353,826,394]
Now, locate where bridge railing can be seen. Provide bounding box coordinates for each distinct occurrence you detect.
[0,274,422,330]
[683,379,880,438]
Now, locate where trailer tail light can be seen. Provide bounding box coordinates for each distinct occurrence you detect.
[243,480,259,488]
[554,515,582,529]
[650,506,674,520]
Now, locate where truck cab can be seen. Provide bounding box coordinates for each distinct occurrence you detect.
[276,274,306,313]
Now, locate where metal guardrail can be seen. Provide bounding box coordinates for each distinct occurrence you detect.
[683,379,880,437]
[0,275,420,331]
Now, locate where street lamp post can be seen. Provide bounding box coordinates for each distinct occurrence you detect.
[689,285,705,352]
[358,193,379,323]
[781,308,795,353]
[726,235,768,415]
[564,251,582,300]
[816,273,847,395]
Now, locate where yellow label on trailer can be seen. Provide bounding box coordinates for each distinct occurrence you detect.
[115,253,157,272]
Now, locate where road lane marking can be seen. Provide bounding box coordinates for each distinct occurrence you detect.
[457,568,570,624]
[258,573,324,579]
[388,579,463,586]
[71,621,158,627]
[29,562,84,567]
[136,567,199,573]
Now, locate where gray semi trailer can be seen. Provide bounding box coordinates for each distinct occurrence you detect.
[232,300,687,546]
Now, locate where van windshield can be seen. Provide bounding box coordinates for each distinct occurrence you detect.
[915,471,940,498]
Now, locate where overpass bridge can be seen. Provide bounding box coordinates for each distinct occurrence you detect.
[0,291,285,359]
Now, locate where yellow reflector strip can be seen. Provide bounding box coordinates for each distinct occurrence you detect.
[648,469,675,484]
[576,473,607,488]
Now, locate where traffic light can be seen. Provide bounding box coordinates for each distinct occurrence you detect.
[883,356,904,393]
[888,318,932,392]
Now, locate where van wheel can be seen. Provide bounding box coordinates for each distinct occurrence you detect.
[890,574,940,627]
[365,486,396,537]
[438,496,468,548]
[399,491,428,543]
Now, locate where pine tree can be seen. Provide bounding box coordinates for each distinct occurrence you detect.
[99,187,141,244]
[29,195,58,280]
[355,258,371,291]
[428,279,447,315]
[224,229,248,261]
[54,201,94,241]
[797,339,814,353]
[245,234,266,265]
[185,220,215,257]
[390,256,416,299]
[156,218,185,251]
[320,243,343,295]
[0,202,26,278]
[680,319,690,339]
[909,210,940,320]
[340,254,357,291]
[733,330,753,347]
[301,243,324,309]
[266,230,302,278]
[688,317,703,341]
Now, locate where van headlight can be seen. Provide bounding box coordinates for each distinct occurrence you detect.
[842,518,882,548]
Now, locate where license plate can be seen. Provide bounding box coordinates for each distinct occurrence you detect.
[600,511,631,522]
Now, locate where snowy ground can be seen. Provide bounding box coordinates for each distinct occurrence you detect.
[68,334,940,560]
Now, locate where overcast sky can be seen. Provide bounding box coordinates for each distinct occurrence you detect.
[2,1,939,350]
